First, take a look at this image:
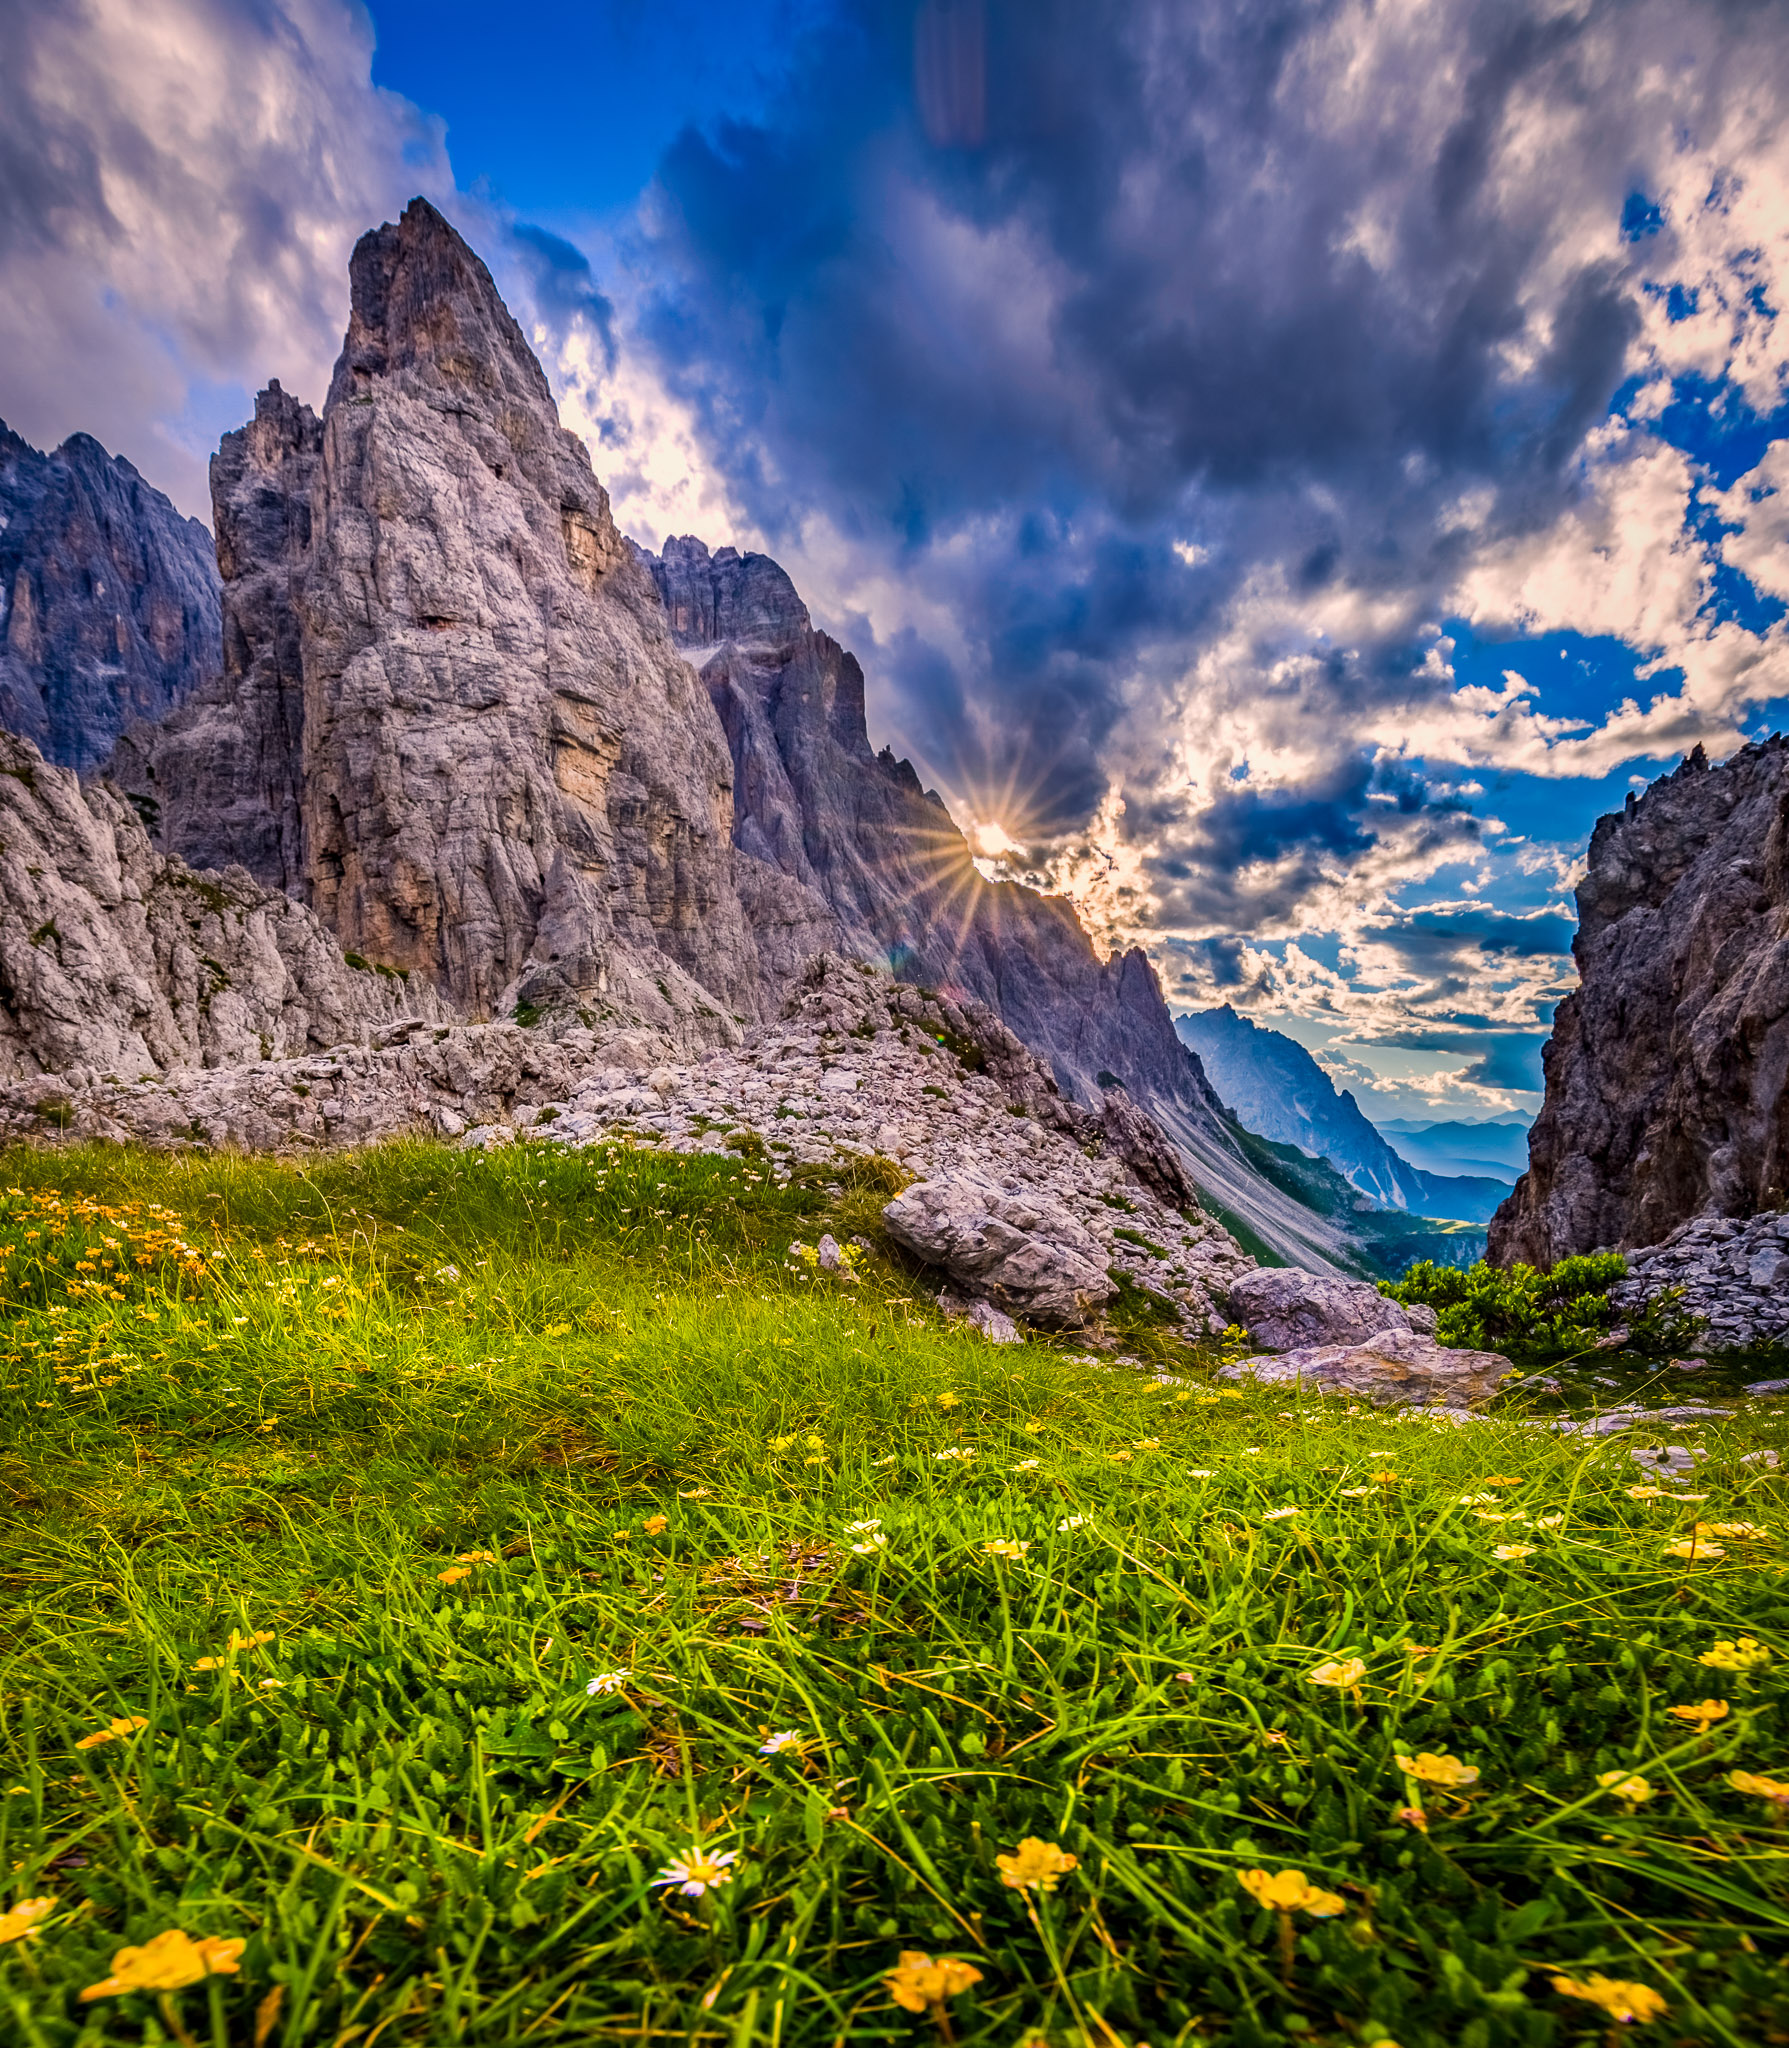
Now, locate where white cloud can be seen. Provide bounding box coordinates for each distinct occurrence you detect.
[0,0,451,514]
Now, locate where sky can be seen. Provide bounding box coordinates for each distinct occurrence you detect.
[4,0,1789,1123]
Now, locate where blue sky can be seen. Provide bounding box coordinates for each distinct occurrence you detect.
[4,0,1789,1123]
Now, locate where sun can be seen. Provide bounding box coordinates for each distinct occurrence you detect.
[969,818,1018,860]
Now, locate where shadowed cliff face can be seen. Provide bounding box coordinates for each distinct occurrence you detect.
[0,422,219,771]
[1491,735,1789,1264]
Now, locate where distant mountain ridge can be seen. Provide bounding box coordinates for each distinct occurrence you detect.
[0,421,219,769]
[1378,1118,1532,1180]
[1174,1006,1512,1225]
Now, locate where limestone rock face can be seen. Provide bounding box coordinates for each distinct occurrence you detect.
[1612,1209,1789,1350]
[1226,1268,1429,1351]
[1492,737,1789,1264]
[883,1172,1118,1325]
[119,200,761,1044]
[0,422,219,770]
[0,731,433,1083]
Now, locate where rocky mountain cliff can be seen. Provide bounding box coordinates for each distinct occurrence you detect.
[114,200,764,1046]
[1176,1005,1512,1223]
[0,422,219,770]
[8,196,1407,1270]
[1491,735,1789,1264]
[0,728,430,1084]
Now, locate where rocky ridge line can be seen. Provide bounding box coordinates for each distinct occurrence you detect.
[0,954,1253,1337]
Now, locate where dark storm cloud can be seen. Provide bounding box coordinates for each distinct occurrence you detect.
[1459,1036,1549,1092]
[509,225,618,372]
[1390,911,1577,963]
[618,0,1783,961]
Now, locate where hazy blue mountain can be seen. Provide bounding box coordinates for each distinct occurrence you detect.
[1174,1006,1512,1224]
[1376,1118,1532,1179]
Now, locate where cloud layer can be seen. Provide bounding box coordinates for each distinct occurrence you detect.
[0,0,451,510]
[579,0,1789,1106]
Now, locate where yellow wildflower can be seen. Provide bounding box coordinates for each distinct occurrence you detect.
[75,1715,149,1751]
[456,1550,496,1564]
[1340,1486,1371,1497]
[768,1435,795,1452]
[885,1951,983,2013]
[1307,1657,1367,1689]
[1663,1538,1724,1560]
[80,1929,245,2000]
[1237,1869,1345,1916]
[1109,1449,1133,1463]
[0,1897,56,1944]
[1626,1485,1669,1500]
[1492,1542,1537,1560]
[1597,1769,1655,1807]
[1699,1636,1771,1672]
[996,1837,1078,1893]
[1729,1769,1789,1808]
[437,1565,471,1584]
[1665,1699,1730,1733]
[983,1539,1030,1558]
[1535,1513,1564,1528]
[642,1515,669,1536]
[804,1433,825,1450]
[1483,1475,1523,1487]
[191,1656,222,1672]
[226,1630,275,1651]
[1395,1805,1429,1832]
[1371,1471,1398,1484]
[1022,1419,1043,1434]
[937,1392,960,1409]
[1395,1751,1480,1790]
[1550,1974,1667,2025]
[1697,1521,1768,1540]
[1133,1437,1160,1450]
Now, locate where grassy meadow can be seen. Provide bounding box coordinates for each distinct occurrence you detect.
[0,1139,1785,2047]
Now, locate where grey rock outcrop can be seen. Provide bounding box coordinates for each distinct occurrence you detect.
[1225,1267,1433,1351]
[0,730,432,1083]
[110,382,319,890]
[883,1173,1117,1325]
[0,951,1253,1339]
[1223,1325,1513,1408]
[0,421,219,770]
[1612,1208,1789,1350]
[1492,736,1789,1264]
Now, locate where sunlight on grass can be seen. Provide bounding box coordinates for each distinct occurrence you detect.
[0,1141,1785,2044]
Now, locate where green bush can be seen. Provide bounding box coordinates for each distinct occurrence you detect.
[1383,1252,1690,1360]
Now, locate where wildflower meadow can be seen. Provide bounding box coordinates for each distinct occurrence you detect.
[0,1140,1785,2045]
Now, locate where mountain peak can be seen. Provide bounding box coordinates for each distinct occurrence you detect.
[331,195,552,413]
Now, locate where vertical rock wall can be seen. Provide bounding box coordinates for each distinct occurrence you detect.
[1491,736,1789,1263]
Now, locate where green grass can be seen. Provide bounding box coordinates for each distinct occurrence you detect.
[1,1141,1787,2046]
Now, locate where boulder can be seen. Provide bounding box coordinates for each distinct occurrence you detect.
[1226,1268,1429,1352]
[883,1171,1117,1326]
[1222,1325,1511,1408]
